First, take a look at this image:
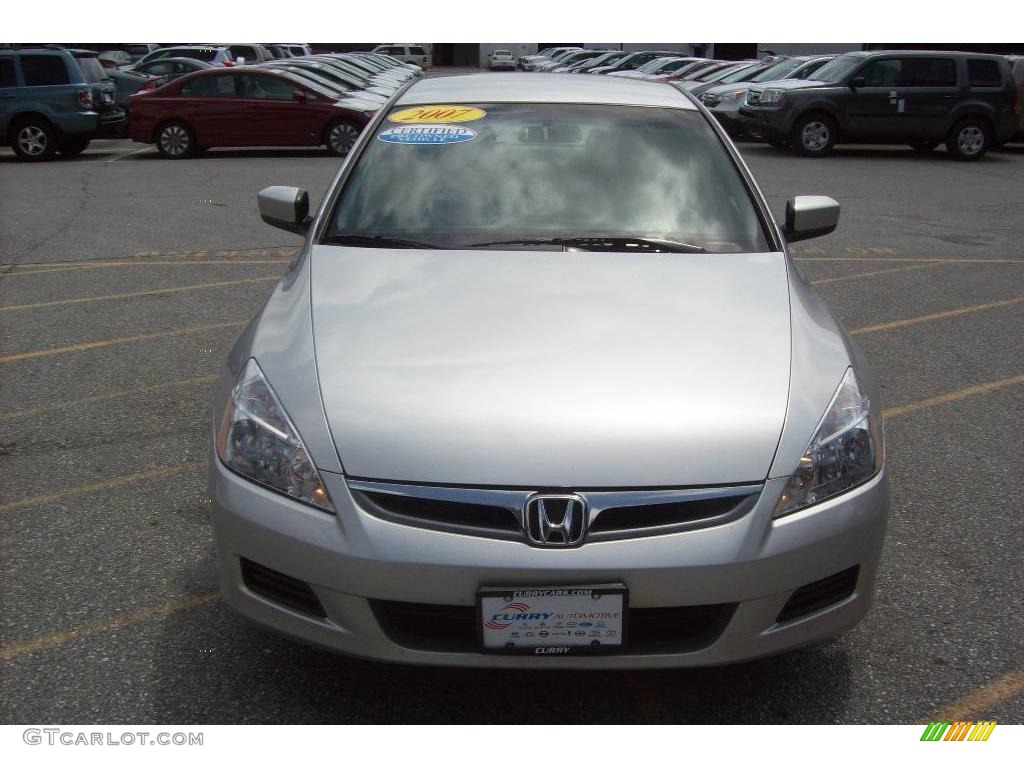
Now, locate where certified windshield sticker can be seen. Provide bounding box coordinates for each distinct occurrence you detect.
[378,124,477,145]
[389,105,486,123]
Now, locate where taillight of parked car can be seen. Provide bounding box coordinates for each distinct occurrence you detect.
[77,88,93,109]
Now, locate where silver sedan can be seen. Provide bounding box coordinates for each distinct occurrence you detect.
[209,73,888,668]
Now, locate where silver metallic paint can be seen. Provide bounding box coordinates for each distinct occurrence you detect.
[210,73,887,667]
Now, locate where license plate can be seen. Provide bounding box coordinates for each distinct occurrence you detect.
[478,584,627,655]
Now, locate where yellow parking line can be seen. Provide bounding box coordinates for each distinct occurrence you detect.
[0,276,278,312]
[0,375,218,421]
[0,592,220,662]
[2,259,290,277]
[925,667,1024,723]
[0,320,245,364]
[850,296,1024,336]
[810,263,939,285]
[0,461,205,515]
[883,374,1024,419]
[4,247,298,268]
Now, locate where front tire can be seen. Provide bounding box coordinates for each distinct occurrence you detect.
[947,117,990,161]
[791,113,837,157]
[155,120,195,159]
[11,118,58,161]
[58,136,91,156]
[325,119,360,156]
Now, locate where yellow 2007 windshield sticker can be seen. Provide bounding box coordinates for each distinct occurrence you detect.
[389,105,486,124]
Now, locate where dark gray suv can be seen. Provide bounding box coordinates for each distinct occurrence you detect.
[739,50,1017,160]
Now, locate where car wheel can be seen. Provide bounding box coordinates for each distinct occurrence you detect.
[947,117,990,161]
[11,118,58,161]
[325,119,360,156]
[58,136,91,156]
[156,121,195,159]
[908,139,939,154]
[791,113,836,157]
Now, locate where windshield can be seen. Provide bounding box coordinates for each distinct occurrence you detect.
[810,53,864,83]
[563,51,598,65]
[688,62,729,79]
[326,103,769,253]
[636,57,674,73]
[717,63,764,84]
[751,58,804,82]
[586,52,624,67]
[76,55,108,83]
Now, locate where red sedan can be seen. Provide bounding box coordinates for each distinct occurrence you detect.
[128,66,374,158]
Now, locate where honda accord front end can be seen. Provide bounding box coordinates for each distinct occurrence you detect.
[209,73,888,668]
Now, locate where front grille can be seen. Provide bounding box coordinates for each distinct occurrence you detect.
[369,599,736,655]
[350,480,761,543]
[353,490,521,539]
[776,566,859,623]
[240,558,326,618]
[589,495,750,535]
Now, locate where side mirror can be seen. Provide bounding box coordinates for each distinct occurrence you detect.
[784,196,840,242]
[849,76,865,88]
[258,186,310,235]
[292,89,307,103]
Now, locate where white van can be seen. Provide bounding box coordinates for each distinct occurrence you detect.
[372,44,431,69]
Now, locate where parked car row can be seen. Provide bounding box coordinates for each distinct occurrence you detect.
[127,52,424,158]
[1,45,422,160]
[520,47,1021,160]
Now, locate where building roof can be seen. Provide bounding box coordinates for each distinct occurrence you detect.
[396,73,698,110]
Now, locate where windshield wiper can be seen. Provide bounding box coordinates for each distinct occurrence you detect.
[467,236,706,253]
[323,234,441,249]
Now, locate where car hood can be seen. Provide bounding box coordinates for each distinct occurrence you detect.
[752,78,827,92]
[309,246,792,487]
[704,80,756,96]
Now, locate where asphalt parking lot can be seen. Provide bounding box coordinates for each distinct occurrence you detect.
[1,70,1023,723]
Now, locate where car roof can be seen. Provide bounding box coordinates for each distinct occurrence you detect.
[851,49,1006,59]
[395,73,697,109]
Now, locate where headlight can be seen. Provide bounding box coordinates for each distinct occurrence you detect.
[719,89,746,103]
[775,368,880,517]
[758,88,785,105]
[216,358,334,513]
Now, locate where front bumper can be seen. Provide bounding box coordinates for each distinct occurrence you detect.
[96,107,128,138]
[210,456,888,668]
[739,106,792,140]
[708,104,746,137]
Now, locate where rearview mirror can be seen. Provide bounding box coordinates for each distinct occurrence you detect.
[849,76,865,88]
[784,196,840,242]
[258,186,310,235]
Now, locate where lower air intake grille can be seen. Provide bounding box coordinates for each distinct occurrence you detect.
[240,558,327,618]
[776,566,859,623]
[368,600,737,655]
